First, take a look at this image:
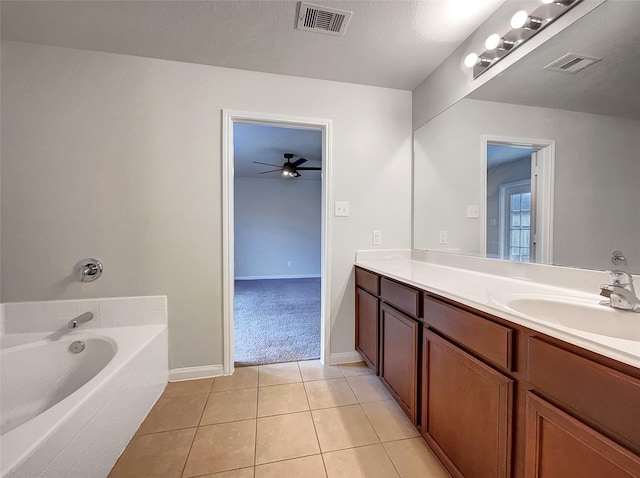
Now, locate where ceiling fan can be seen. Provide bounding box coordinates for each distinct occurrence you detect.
[253,153,321,178]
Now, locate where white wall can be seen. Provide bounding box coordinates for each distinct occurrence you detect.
[1,41,412,369]
[234,177,321,279]
[413,98,640,271]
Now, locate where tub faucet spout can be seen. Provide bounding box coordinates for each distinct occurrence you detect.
[68,312,94,329]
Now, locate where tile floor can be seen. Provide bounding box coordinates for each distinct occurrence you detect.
[108,361,451,478]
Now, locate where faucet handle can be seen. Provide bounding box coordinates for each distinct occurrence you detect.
[606,270,631,286]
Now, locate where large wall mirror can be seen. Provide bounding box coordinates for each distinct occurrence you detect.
[413,0,640,274]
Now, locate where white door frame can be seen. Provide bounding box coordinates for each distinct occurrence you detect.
[481,135,555,264]
[222,110,332,376]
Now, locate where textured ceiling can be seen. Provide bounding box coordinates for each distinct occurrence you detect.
[469,0,640,121]
[234,124,322,180]
[1,0,504,90]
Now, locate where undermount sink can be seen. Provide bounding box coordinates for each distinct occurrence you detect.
[495,295,640,341]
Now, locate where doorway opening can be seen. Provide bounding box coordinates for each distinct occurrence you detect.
[482,137,555,264]
[222,111,332,375]
[233,123,322,366]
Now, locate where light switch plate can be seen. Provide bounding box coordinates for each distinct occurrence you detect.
[467,204,480,219]
[372,230,382,245]
[439,230,448,244]
[335,201,350,217]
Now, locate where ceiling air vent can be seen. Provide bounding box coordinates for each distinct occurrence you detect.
[296,2,352,36]
[544,53,602,75]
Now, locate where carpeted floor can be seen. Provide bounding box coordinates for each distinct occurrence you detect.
[234,278,321,366]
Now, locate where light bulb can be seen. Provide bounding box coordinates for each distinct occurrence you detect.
[541,0,554,4]
[511,10,529,29]
[464,53,478,68]
[485,34,501,51]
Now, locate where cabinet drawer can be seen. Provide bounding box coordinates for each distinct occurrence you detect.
[381,277,420,317]
[423,297,513,370]
[355,267,379,295]
[527,337,640,451]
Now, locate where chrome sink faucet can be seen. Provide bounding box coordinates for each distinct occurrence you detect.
[599,270,640,312]
[68,312,94,329]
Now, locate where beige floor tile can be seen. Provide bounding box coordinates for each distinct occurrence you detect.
[258,362,302,387]
[384,438,451,478]
[361,400,420,442]
[108,428,196,478]
[198,468,255,478]
[136,393,208,434]
[339,362,374,377]
[182,420,256,477]
[255,411,320,465]
[299,360,344,381]
[311,404,379,452]
[212,366,259,392]
[304,378,358,410]
[255,455,327,478]
[323,444,400,478]
[200,388,258,425]
[258,382,309,417]
[346,375,391,403]
[162,378,213,398]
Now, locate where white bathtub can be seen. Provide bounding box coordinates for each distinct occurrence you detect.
[0,325,168,477]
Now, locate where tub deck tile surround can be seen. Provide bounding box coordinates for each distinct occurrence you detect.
[108,360,451,478]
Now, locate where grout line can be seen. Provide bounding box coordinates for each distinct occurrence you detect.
[179,390,215,478]
[254,382,259,469]
[381,441,403,478]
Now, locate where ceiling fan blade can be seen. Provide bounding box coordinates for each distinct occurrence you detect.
[296,167,322,171]
[291,157,308,167]
[258,169,281,174]
[253,161,282,167]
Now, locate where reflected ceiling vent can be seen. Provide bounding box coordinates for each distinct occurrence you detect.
[296,2,352,36]
[544,53,602,74]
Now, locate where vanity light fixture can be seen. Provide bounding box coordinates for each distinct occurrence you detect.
[510,10,543,30]
[464,0,582,79]
[464,53,492,68]
[485,34,517,52]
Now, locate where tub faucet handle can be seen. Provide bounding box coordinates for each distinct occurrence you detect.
[74,258,103,282]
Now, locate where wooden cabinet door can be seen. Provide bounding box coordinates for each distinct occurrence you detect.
[525,392,640,478]
[422,329,513,478]
[355,287,379,374]
[379,303,419,423]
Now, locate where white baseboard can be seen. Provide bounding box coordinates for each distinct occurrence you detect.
[235,274,321,280]
[325,351,363,365]
[169,364,225,382]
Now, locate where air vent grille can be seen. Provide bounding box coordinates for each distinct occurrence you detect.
[544,53,602,74]
[297,2,352,36]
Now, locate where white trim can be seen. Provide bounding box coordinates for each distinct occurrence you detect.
[169,364,225,382]
[235,274,321,280]
[325,351,363,365]
[481,135,555,264]
[535,144,554,264]
[222,110,333,373]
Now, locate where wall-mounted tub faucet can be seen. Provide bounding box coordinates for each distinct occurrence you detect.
[599,270,640,312]
[74,258,103,282]
[68,312,94,329]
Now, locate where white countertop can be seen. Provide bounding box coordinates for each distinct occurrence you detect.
[355,250,640,369]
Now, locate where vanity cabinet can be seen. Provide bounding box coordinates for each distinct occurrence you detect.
[380,303,419,423]
[353,266,640,478]
[422,299,514,478]
[422,329,513,478]
[524,392,640,478]
[355,268,380,373]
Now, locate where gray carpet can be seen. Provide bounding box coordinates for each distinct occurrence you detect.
[234,278,321,366]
